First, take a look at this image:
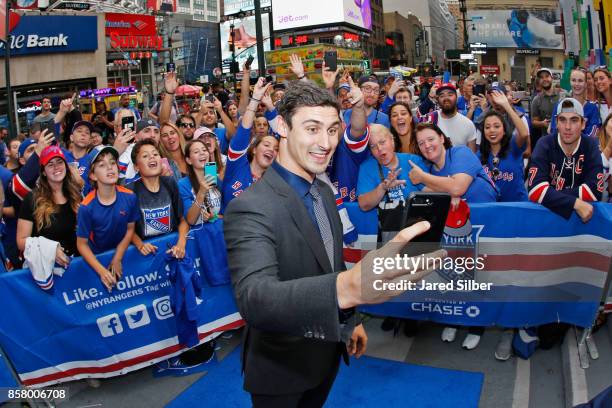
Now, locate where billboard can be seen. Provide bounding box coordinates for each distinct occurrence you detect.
[224,0,271,16]
[272,0,371,31]
[467,9,563,49]
[146,0,175,13]
[0,15,98,57]
[105,13,157,37]
[220,13,270,74]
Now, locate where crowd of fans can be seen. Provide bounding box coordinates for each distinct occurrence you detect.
[0,56,610,366]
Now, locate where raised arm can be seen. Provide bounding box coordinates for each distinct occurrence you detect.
[159,72,179,125]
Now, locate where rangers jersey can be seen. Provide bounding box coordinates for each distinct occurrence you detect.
[527,134,604,218]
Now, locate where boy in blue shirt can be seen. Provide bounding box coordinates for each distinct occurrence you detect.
[76,145,139,292]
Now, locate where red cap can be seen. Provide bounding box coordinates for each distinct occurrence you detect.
[40,145,66,167]
[445,199,470,229]
[436,83,457,95]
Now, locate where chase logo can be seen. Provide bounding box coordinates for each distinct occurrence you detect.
[97,314,123,337]
[143,205,171,236]
[124,304,151,329]
[466,306,480,318]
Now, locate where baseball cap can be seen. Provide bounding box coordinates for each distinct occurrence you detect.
[436,83,457,95]
[536,68,553,78]
[18,139,36,159]
[71,120,94,134]
[444,199,472,238]
[40,145,66,167]
[556,97,584,117]
[488,84,507,94]
[136,118,160,133]
[358,75,379,87]
[194,126,216,140]
[336,83,351,95]
[87,145,119,168]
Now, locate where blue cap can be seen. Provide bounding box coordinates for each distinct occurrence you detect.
[336,83,351,95]
[87,145,119,168]
[18,139,36,159]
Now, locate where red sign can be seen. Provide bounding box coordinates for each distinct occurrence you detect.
[110,32,163,50]
[344,33,359,42]
[146,0,176,13]
[295,35,308,44]
[480,65,500,75]
[105,13,157,36]
[385,38,394,46]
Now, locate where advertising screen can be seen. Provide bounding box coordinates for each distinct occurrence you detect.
[468,9,563,49]
[224,0,271,16]
[220,13,271,74]
[272,0,371,31]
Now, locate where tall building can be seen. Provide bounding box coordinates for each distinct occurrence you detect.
[383,11,426,68]
[176,0,220,22]
[383,0,457,66]
[362,0,388,70]
[446,0,466,50]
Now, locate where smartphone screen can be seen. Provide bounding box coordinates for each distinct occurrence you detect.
[473,84,486,96]
[324,51,338,71]
[204,162,218,185]
[403,192,451,253]
[121,116,135,131]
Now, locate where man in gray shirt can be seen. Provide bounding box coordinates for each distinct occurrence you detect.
[32,96,56,124]
[531,68,560,147]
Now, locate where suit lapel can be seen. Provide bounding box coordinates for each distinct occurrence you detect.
[263,167,333,274]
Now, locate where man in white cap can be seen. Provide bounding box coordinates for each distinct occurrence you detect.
[527,98,604,223]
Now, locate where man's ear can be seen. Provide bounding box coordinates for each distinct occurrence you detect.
[276,115,289,139]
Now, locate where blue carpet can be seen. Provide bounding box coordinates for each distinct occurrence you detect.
[167,348,484,408]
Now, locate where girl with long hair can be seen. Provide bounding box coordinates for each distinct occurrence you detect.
[388,101,417,153]
[194,128,226,182]
[478,93,530,202]
[158,122,188,181]
[593,67,611,124]
[17,146,82,265]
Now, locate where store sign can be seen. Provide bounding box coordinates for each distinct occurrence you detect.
[469,42,487,55]
[17,101,42,114]
[480,65,500,75]
[56,2,90,10]
[109,33,163,50]
[79,86,136,98]
[516,48,540,55]
[0,15,97,57]
[105,13,157,37]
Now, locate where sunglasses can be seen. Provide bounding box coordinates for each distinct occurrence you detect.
[179,123,195,128]
[491,157,500,179]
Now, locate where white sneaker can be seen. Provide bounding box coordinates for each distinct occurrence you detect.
[462,334,481,350]
[441,327,457,342]
[495,330,514,361]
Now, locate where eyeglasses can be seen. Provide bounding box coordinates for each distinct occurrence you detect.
[361,86,380,94]
[179,123,195,128]
[491,157,500,179]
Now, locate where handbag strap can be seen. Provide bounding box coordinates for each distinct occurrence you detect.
[377,162,390,203]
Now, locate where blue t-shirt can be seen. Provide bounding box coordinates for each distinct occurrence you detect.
[214,127,229,155]
[357,153,427,205]
[478,136,528,202]
[76,186,139,254]
[343,108,390,128]
[430,146,498,203]
[0,166,16,248]
[178,176,223,224]
[62,148,91,194]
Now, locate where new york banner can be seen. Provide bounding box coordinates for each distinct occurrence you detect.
[345,202,612,328]
[0,234,243,388]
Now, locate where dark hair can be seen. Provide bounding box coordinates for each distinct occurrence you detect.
[184,139,210,196]
[91,127,104,135]
[131,139,159,165]
[388,102,416,153]
[247,134,278,163]
[41,96,51,103]
[277,81,340,129]
[593,67,611,105]
[412,122,452,156]
[478,111,511,165]
[176,114,196,127]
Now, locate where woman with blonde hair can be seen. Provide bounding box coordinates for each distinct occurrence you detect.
[158,122,188,181]
[17,146,83,266]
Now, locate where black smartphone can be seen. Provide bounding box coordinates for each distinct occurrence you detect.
[324,50,338,71]
[245,55,254,69]
[403,192,451,245]
[166,63,176,73]
[205,94,216,103]
[473,84,486,97]
[42,121,57,145]
[121,116,135,131]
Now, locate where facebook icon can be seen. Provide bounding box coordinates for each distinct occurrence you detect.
[96,314,124,337]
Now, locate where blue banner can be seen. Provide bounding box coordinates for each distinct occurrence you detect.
[0,16,98,57]
[0,234,242,388]
[345,202,612,328]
